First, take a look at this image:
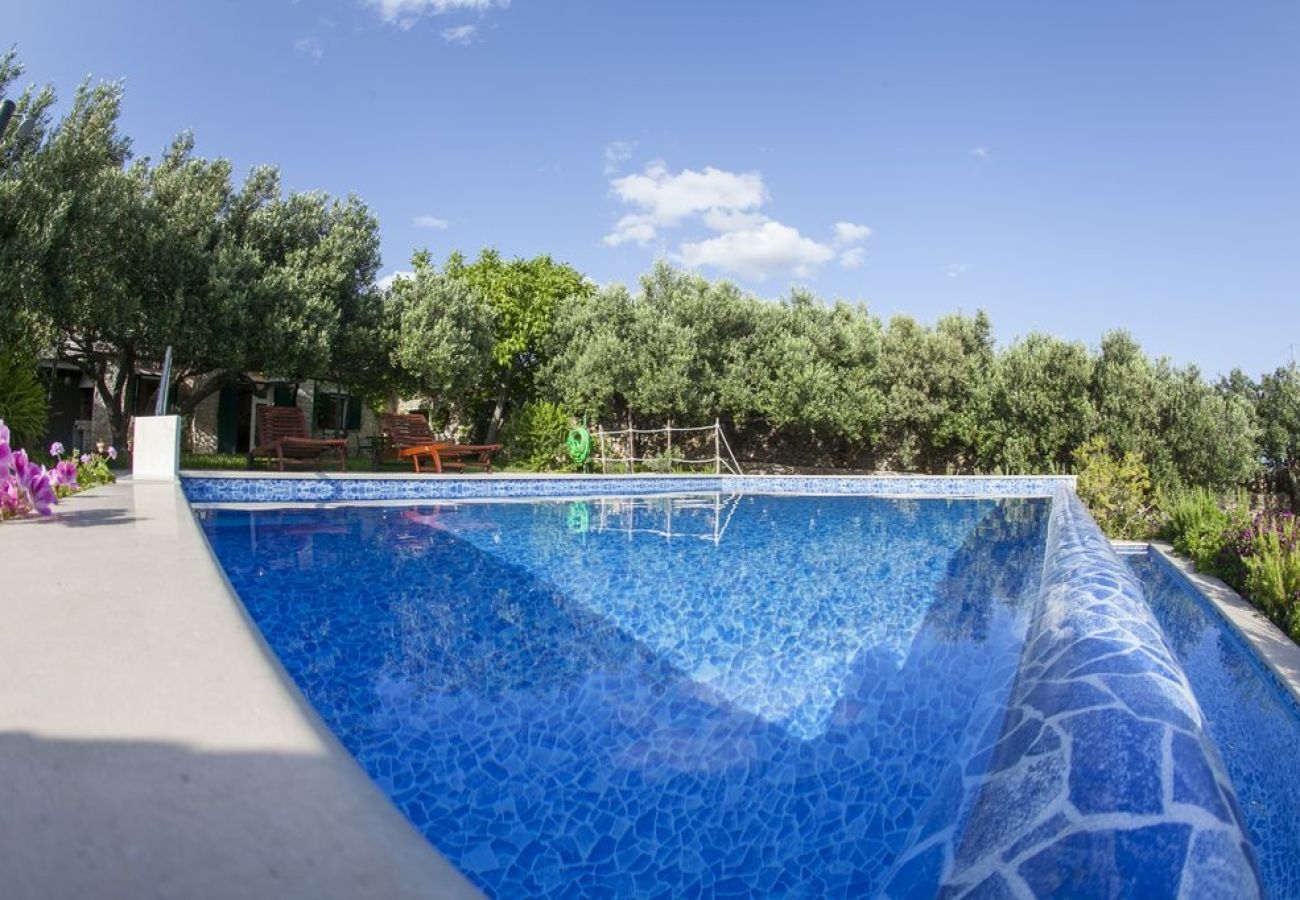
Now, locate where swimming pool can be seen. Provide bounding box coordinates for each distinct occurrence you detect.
[189,478,1263,897]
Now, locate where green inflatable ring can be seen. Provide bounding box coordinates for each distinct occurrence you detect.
[566,425,592,464]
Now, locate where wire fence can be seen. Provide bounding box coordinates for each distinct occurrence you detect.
[591,419,742,475]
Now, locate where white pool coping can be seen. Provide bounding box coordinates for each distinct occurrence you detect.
[1118,540,1300,710]
[0,479,480,900]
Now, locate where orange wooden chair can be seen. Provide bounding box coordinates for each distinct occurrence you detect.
[381,413,501,474]
[249,406,348,472]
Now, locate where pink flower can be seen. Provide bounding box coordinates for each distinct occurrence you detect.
[12,451,56,516]
[107,446,118,460]
[0,478,19,515]
[49,441,64,457]
[52,459,79,490]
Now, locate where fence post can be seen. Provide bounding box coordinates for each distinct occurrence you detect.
[714,418,721,475]
[666,419,672,473]
[627,414,634,474]
[597,425,607,474]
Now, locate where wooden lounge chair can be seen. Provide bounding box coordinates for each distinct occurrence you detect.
[382,413,501,474]
[249,406,348,472]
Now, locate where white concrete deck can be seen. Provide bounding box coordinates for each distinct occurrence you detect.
[0,480,480,900]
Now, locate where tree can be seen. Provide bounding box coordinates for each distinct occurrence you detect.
[1257,363,1300,499]
[0,55,387,447]
[541,283,639,420]
[876,311,994,471]
[982,333,1095,473]
[1090,330,1161,458]
[444,249,591,440]
[389,252,495,420]
[1156,364,1260,489]
[0,49,58,352]
[721,291,884,457]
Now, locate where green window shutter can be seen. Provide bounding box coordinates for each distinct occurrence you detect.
[345,396,362,431]
[273,384,296,407]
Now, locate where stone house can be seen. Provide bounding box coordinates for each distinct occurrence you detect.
[39,361,378,457]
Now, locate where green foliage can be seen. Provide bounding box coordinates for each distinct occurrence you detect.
[982,333,1095,474]
[443,248,591,439]
[1257,363,1300,502]
[0,51,385,446]
[75,451,116,492]
[1073,438,1159,539]
[1242,519,1300,642]
[876,312,994,471]
[0,351,48,448]
[501,400,573,472]
[1164,486,1232,571]
[389,258,495,415]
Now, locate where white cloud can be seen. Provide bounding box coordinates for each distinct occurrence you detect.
[680,221,835,281]
[701,208,769,233]
[413,214,450,229]
[364,0,505,29]
[293,36,324,63]
[970,146,990,160]
[603,140,637,175]
[832,221,872,246]
[440,24,477,43]
[946,263,971,278]
[604,161,766,247]
[378,270,414,290]
[839,247,867,269]
[603,160,874,281]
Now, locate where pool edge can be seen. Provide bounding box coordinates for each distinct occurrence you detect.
[0,479,482,900]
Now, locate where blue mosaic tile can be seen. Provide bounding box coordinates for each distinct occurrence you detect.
[182,473,1076,505]
[186,478,1271,898]
[923,489,1261,899]
[1125,549,1300,899]
[198,494,1051,896]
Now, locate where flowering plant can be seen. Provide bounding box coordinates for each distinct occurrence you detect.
[0,421,119,520]
[66,444,117,494]
[0,419,58,519]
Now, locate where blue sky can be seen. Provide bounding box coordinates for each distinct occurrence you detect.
[7,1,1298,376]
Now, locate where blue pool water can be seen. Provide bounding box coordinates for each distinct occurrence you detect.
[198,494,1051,897]
[1124,551,1300,900]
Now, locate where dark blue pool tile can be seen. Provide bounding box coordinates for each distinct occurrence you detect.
[1018,824,1189,900]
[1062,708,1164,815]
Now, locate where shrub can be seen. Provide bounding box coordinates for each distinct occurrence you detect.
[1073,437,1159,539]
[1164,486,1232,571]
[0,351,48,450]
[502,400,573,472]
[1242,515,1300,641]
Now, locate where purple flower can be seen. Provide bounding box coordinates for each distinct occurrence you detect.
[52,459,79,490]
[0,419,10,470]
[107,446,118,461]
[0,478,18,515]
[12,451,56,516]
[49,441,64,457]
[80,453,92,465]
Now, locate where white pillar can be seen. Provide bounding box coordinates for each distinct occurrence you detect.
[133,415,182,481]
